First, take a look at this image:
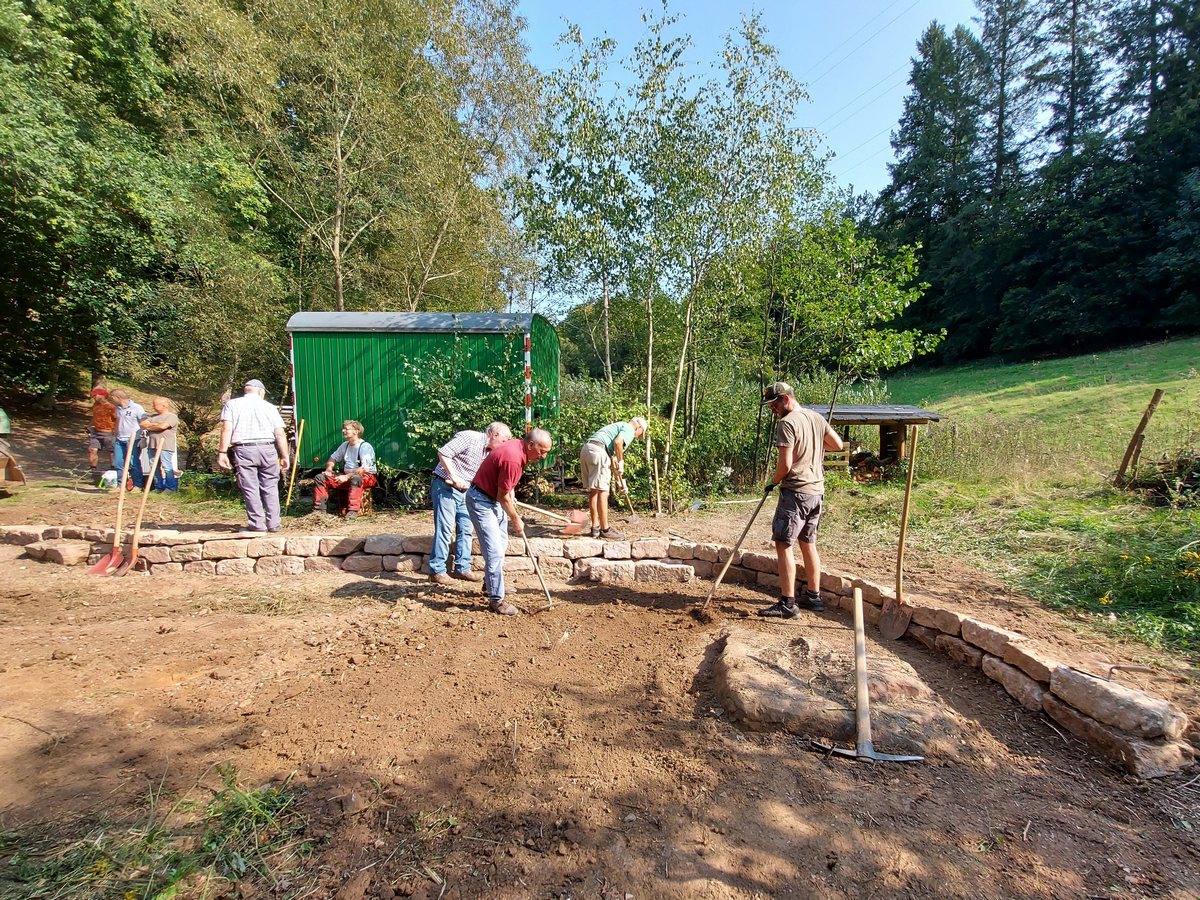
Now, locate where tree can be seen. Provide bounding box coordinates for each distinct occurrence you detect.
[976,0,1041,201]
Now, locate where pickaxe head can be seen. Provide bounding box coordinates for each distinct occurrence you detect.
[810,739,923,764]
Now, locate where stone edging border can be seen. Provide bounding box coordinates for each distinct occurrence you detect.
[4,524,1194,778]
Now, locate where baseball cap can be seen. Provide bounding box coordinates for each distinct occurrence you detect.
[244,379,266,392]
[90,387,110,398]
[760,381,795,405]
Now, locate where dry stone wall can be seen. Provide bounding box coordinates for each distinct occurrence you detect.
[3,523,1193,779]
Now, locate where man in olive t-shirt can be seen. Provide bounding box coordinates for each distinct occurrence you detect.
[757,381,844,620]
[142,396,180,492]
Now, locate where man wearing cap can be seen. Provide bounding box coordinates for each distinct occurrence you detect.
[217,379,290,533]
[110,389,148,490]
[758,381,843,619]
[466,428,553,616]
[87,389,117,472]
[580,417,647,540]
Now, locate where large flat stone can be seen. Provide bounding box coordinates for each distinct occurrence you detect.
[820,571,853,596]
[285,536,322,557]
[402,535,434,554]
[690,559,715,578]
[935,634,983,668]
[536,557,573,580]
[982,655,1045,712]
[602,541,631,560]
[183,560,216,575]
[694,543,728,563]
[961,619,1024,656]
[1050,666,1188,740]
[525,537,564,558]
[26,540,92,566]
[244,536,286,558]
[906,623,939,651]
[305,557,343,573]
[203,539,252,560]
[631,538,669,560]
[364,534,406,555]
[341,553,382,574]
[858,581,894,607]
[137,546,173,565]
[576,558,636,584]
[320,536,364,556]
[2,526,46,545]
[255,555,304,576]
[667,541,696,560]
[150,562,183,576]
[563,538,604,559]
[216,557,255,576]
[1001,642,1057,684]
[911,605,965,636]
[502,557,534,574]
[383,554,422,573]
[1042,694,1195,779]
[739,551,775,573]
[171,543,204,562]
[757,571,781,591]
[634,561,693,583]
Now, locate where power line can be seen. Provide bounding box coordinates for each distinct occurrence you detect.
[832,123,895,164]
[833,143,897,181]
[807,0,922,88]
[821,72,911,133]
[799,0,911,80]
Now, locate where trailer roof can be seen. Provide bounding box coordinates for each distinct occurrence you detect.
[801,403,943,425]
[286,312,543,334]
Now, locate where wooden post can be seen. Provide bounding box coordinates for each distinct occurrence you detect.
[1116,390,1164,485]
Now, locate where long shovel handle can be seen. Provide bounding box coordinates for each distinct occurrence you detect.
[114,442,165,576]
[524,536,553,608]
[285,418,305,509]
[514,500,571,524]
[699,487,773,611]
[895,426,920,604]
[850,587,874,751]
[110,440,137,552]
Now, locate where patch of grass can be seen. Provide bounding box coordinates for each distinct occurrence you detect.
[0,766,312,900]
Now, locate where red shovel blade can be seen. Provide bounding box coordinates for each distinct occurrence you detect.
[560,521,584,535]
[88,550,123,575]
[567,509,589,525]
[112,549,138,577]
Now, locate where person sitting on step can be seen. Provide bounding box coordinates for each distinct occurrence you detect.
[313,420,377,520]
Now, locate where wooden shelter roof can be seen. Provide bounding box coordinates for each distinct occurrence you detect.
[801,404,943,426]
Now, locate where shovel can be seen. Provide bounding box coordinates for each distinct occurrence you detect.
[880,426,920,640]
[514,500,587,535]
[88,441,137,574]
[696,485,774,613]
[811,587,924,764]
[618,477,640,524]
[113,441,165,576]
[524,536,554,611]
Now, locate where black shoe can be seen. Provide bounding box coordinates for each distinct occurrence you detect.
[758,599,801,619]
[797,591,825,612]
[313,501,327,514]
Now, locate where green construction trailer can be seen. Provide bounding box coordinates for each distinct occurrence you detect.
[286,312,560,470]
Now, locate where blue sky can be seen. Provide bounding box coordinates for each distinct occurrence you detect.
[515,0,979,197]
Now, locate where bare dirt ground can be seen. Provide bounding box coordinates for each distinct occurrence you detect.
[1,401,1198,898]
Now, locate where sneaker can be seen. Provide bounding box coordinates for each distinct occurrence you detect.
[757,598,801,619]
[798,591,825,612]
[599,526,625,540]
[589,527,601,538]
[429,573,453,585]
[452,570,483,582]
[488,598,520,616]
[345,510,358,520]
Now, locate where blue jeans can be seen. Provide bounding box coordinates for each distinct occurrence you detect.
[150,449,178,492]
[466,486,508,601]
[114,438,145,489]
[429,477,473,575]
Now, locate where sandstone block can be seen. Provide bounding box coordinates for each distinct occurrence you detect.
[60,527,87,540]
[2,526,45,545]
[138,545,173,565]
[723,566,758,585]
[1042,694,1196,779]
[171,544,204,562]
[564,538,604,559]
[320,536,364,556]
[935,634,983,668]
[858,581,893,607]
[285,536,322,557]
[962,618,1024,656]
[584,559,636,584]
[537,557,573,581]
[21,540,50,560]
[203,539,251,560]
[183,560,216,575]
[40,527,63,540]
[668,541,696,561]
[634,561,693,583]
[631,538,669,559]
[602,541,631,560]
[862,602,882,626]
[820,571,853,596]
[690,559,715,578]
[255,555,304,576]
[911,604,965,636]
[341,553,382,574]
[1050,666,1188,740]
[906,623,939,651]
[525,537,563,558]
[693,543,724,563]
[740,551,775,573]
[383,554,422,573]
[982,655,1045,711]
[502,557,534,574]
[402,535,435,554]
[150,562,183,576]
[29,540,92,566]
[137,529,189,545]
[364,534,406,555]
[244,536,286,558]
[1001,642,1057,684]
[84,528,111,542]
[305,557,343,573]
[757,571,781,591]
[216,557,255,576]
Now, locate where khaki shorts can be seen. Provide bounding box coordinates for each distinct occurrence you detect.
[580,441,612,492]
[772,489,823,545]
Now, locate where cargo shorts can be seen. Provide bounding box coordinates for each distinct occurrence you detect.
[771,488,823,545]
[88,430,116,453]
[580,441,612,491]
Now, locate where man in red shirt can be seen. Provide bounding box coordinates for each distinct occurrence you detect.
[466,428,553,615]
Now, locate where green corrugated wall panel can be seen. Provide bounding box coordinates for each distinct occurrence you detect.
[291,317,560,471]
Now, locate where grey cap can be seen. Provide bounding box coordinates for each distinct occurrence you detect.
[760,381,795,405]
[244,379,266,392]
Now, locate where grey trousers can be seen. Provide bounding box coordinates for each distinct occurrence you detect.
[232,443,281,531]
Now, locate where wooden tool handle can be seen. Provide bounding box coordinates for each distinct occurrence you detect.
[127,442,166,552]
[895,425,920,605]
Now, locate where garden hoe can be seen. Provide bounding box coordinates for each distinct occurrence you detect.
[692,484,774,623]
[523,536,554,612]
[113,441,166,576]
[514,500,587,535]
[811,587,924,764]
[880,425,920,640]
[88,443,137,575]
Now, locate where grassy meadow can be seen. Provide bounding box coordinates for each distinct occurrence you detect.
[823,337,1200,656]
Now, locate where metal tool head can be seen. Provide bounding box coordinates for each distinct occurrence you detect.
[689,499,702,512]
[810,739,923,764]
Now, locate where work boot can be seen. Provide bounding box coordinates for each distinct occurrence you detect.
[429,572,453,585]
[488,598,519,616]
[797,590,825,612]
[599,526,625,540]
[757,598,801,619]
[313,499,327,514]
[452,570,483,582]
